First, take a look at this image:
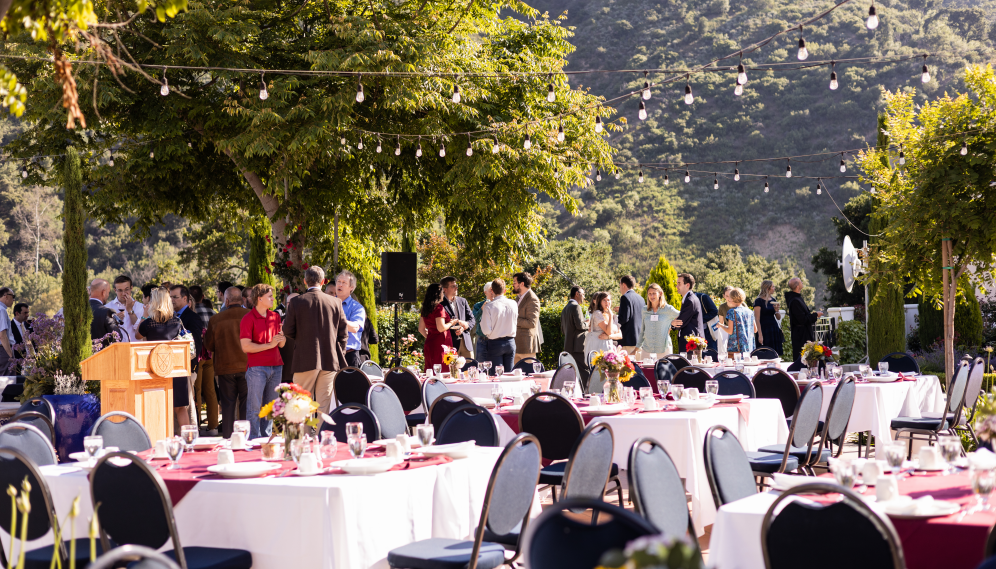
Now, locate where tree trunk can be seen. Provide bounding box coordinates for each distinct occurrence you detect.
[941,239,966,388]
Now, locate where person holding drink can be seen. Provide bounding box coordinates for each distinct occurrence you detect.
[753,280,784,355]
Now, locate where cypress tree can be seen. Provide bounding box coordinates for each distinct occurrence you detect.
[246,222,277,287]
[645,254,682,350]
[354,268,379,363]
[59,146,92,378]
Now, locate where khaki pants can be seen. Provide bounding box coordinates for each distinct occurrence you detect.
[294,369,336,415]
[194,358,219,430]
[514,353,536,365]
[621,346,638,355]
[458,340,474,360]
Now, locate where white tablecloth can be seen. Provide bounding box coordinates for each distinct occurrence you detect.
[709,491,786,569]
[814,375,944,443]
[591,399,788,534]
[27,448,523,569]
[412,380,535,414]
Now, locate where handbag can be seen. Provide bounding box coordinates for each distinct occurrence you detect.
[174,321,196,355]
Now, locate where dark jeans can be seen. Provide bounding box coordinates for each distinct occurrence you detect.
[475,338,489,365]
[345,350,363,368]
[217,372,248,438]
[485,337,515,375]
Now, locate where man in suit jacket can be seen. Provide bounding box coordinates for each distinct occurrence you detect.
[560,286,590,386]
[512,272,541,365]
[672,273,704,352]
[10,303,31,359]
[617,275,646,355]
[88,279,121,342]
[283,266,348,414]
[440,276,476,359]
[786,277,822,363]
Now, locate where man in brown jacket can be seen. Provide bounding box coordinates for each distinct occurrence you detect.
[283,266,348,414]
[203,287,251,438]
[513,272,541,365]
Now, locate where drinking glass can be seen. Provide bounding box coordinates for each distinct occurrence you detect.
[939,434,962,474]
[879,362,890,373]
[494,365,504,377]
[680,352,688,360]
[564,380,577,399]
[491,385,504,407]
[532,363,541,375]
[657,380,670,398]
[319,431,336,464]
[829,458,856,489]
[166,436,184,469]
[672,384,685,400]
[432,364,442,376]
[467,366,478,381]
[347,433,367,459]
[734,353,743,363]
[180,425,198,451]
[529,381,541,396]
[639,387,653,403]
[482,361,493,376]
[705,380,719,396]
[859,364,871,377]
[832,364,844,381]
[970,466,995,512]
[416,424,435,448]
[233,420,250,442]
[290,437,307,464]
[883,440,906,475]
[83,435,103,464]
[346,422,363,437]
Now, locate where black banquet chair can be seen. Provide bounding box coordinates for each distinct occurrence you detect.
[0,422,58,467]
[714,370,756,397]
[625,366,651,390]
[814,376,857,464]
[559,352,580,372]
[0,448,102,569]
[672,367,710,392]
[891,357,974,458]
[703,348,719,361]
[333,367,372,406]
[387,433,541,569]
[461,359,479,371]
[751,347,780,360]
[525,498,657,569]
[786,361,808,372]
[752,368,801,420]
[89,545,180,569]
[12,410,56,446]
[550,363,577,392]
[359,360,385,379]
[512,357,543,375]
[428,392,478,433]
[703,425,767,508]
[436,404,499,447]
[384,367,426,428]
[664,354,691,372]
[90,452,252,569]
[17,396,56,425]
[91,411,152,452]
[519,392,584,502]
[366,383,410,439]
[654,358,677,385]
[320,403,382,442]
[560,421,624,513]
[755,381,824,477]
[878,352,920,374]
[761,481,905,569]
[628,438,700,548]
[421,378,450,417]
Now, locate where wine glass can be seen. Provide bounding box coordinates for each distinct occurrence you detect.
[166,436,184,469]
[879,362,890,374]
[970,466,995,513]
[829,458,856,489]
[482,361,492,377]
[859,364,871,378]
[416,424,435,448]
[832,364,844,381]
[883,440,906,475]
[532,362,541,375]
[649,353,657,364]
[939,434,962,474]
[290,438,307,465]
[734,352,743,363]
[347,433,367,459]
[705,380,719,397]
[233,420,250,442]
[432,364,441,376]
[319,431,336,465]
[180,425,198,451]
[657,380,670,399]
[672,384,685,400]
[83,435,103,465]
[491,385,504,408]
[345,422,363,437]
[494,365,504,377]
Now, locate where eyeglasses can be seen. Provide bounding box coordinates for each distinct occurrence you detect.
[2,293,14,299]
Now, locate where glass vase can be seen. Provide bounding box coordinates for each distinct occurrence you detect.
[449,361,460,379]
[283,423,302,461]
[603,372,621,404]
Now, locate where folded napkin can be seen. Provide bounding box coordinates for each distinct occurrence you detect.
[969,448,996,470]
[885,495,932,516]
[771,472,811,490]
[897,372,918,382]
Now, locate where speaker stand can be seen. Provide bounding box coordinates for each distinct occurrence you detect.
[393,303,401,368]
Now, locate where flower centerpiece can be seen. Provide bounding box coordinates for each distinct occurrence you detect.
[684,336,707,361]
[801,341,836,377]
[592,348,636,404]
[259,383,320,459]
[442,346,466,378]
[596,534,702,569]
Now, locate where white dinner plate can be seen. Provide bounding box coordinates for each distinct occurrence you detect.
[419,441,476,459]
[68,448,121,461]
[584,403,631,416]
[530,371,556,378]
[206,462,281,478]
[867,372,900,383]
[372,438,424,448]
[502,404,523,414]
[329,457,401,475]
[868,495,961,518]
[716,394,747,403]
[191,437,224,450]
[290,468,323,477]
[474,397,498,409]
[770,473,812,491]
[500,374,526,382]
[674,398,716,411]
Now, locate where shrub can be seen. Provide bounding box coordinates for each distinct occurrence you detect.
[836,320,866,364]
[538,302,566,371]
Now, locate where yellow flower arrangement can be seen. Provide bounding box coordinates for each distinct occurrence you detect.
[441,346,458,366]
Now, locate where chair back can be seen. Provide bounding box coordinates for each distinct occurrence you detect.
[761,482,905,569]
[654,359,677,384]
[427,392,477,433]
[944,360,972,424]
[672,367,710,392]
[321,404,382,442]
[587,358,602,396]
[461,359,479,371]
[703,425,757,508]
[625,369,651,390]
[333,367,372,406]
[436,404,499,447]
[714,370,755,397]
[586,351,599,368]
[551,364,577,391]
[703,349,719,361]
[384,367,423,413]
[823,377,857,453]
[628,438,695,539]
[752,368,801,419]
[777,381,824,471]
[561,421,615,502]
[963,357,988,424]
[519,392,584,461]
[0,422,57,466]
[751,347,779,360]
[421,378,450,414]
[513,357,543,374]
[12,410,55,445]
[359,360,384,378]
[16,396,55,424]
[879,352,920,374]
[525,498,657,569]
[366,383,409,439]
[0,448,59,546]
[786,361,808,372]
[89,545,181,569]
[664,354,691,371]
[91,411,152,452]
[90,452,185,565]
[559,352,580,371]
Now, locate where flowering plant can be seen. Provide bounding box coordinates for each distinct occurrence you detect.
[684,336,707,352]
[11,315,97,400]
[596,534,702,569]
[383,334,424,370]
[801,341,835,363]
[259,383,320,435]
[591,348,636,382]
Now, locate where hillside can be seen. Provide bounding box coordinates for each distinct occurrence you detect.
[529,0,996,300]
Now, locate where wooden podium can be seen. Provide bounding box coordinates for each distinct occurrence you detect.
[81,341,191,442]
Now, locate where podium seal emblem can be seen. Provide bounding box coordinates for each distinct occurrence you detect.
[150,343,173,377]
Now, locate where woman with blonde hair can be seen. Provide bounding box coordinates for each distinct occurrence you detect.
[135,288,191,426]
[638,283,680,356]
[753,280,784,355]
[717,288,756,357]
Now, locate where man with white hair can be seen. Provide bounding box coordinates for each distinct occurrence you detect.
[88,278,120,341]
[333,270,366,368]
[785,277,822,363]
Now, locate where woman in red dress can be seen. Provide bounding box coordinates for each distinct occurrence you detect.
[419,283,456,373]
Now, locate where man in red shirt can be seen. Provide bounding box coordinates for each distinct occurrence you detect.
[240,283,286,438]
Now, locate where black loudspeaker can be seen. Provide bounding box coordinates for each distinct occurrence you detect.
[381,252,418,303]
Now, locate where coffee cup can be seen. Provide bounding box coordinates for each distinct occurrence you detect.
[298,452,319,474]
[862,460,886,486]
[154,440,168,458]
[512,368,523,376]
[230,431,246,450]
[919,446,941,470]
[685,387,700,400]
[876,475,899,502]
[589,395,602,407]
[216,449,235,466]
[643,397,657,411]
[384,440,401,459]
[396,434,412,454]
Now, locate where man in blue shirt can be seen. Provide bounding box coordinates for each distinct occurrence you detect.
[333,271,366,368]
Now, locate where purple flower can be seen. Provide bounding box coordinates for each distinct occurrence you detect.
[273,399,285,415]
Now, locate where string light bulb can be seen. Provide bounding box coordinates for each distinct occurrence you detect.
[642,71,651,100]
[639,170,644,183]
[452,85,461,104]
[416,137,422,157]
[492,137,500,154]
[524,134,531,150]
[160,69,169,96]
[797,29,809,61]
[684,77,693,105]
[921,55,930,84]
[376,137,382,153]
[961,140,968,156]
[558,122,565,143]
[786,160,792,178]
[638,100,647,120]
[816,181,822,195]
[829,62,838,90]
[684,170,691,183]
[466,136,473,157]
[664,171,669,185]
[615,170,620,180]
[355,77,364,103]
[596,169,602,182]
[357,138,363,150]
[109,157,114,167]
[866,4,879,30]
[764,178,770,193]
[840,155,847,172]
[898,146,905,165]
[547,79,555,103]
[713,175,719,190]
[259,74,268,100]
[341,137,347,146]
[737,63,748,85]
[734,83,743,97]
[395,136,402,156]
[595,116,603,133]
[439,140,446,157]
[21,165,27,178]
[149,151,154,159]
[734,165,741,181]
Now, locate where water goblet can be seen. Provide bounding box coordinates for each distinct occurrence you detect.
[532,362,541,375]
[432,364,442,376]
[467,366,478,381]
[180,425,198,451]
[680,352,688,361]
[705,380,719,396]
[83,435,103,464]
[883,440,906,475]
[734,352,743,363]
[639,387,653,404]
[970,466,996,513]
[319,431,336,465]
[492,385,504,408]
[859,364,871,378]
[233,420,250,442]
[166,436,184,469]
[482,361,493,376]
[829,458,856,489]
[672,384,685,400]
[347,433,367,459]
[939,434,962,474]
[657,380,670,399]
[290,437,307,465]
[529,381,541,396]
[345,422,363,437]
[879,362,890,374]
[494,365,504,377]
[832,364,844,381]
[416,424,435,448]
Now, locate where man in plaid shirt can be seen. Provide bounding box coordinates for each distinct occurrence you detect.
[190,285,219,435]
